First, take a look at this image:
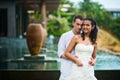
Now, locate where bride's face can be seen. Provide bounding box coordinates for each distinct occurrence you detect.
[82,20,93,34]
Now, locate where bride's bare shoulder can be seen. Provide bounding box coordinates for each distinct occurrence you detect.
[72,35,82,42]
[73,35,81,39]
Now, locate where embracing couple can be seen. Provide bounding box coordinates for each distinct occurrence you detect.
[58,15,98,80]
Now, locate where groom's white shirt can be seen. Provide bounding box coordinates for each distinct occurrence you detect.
[58,30,75,78]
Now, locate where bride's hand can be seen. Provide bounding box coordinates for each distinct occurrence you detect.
[75,58,83,66]
[89,57,96,66]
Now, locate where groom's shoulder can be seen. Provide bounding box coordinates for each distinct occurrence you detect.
[62,30,72,36]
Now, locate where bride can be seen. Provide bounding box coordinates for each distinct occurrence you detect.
[64,17,98,80]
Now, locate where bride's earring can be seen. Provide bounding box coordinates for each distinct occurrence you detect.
[80,30,83,34]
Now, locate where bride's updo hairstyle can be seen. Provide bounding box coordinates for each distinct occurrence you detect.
[81,17,98,44]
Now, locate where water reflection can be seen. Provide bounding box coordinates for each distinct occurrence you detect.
[0,38,59,70]
[95,51,120,70]
[0,38,120,70]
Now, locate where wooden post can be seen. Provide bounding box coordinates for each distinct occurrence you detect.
[41,0,47,29]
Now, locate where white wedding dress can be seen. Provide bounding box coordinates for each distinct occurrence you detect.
[65,43,97,80]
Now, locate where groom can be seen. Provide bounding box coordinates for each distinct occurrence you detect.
[57,15,84,80]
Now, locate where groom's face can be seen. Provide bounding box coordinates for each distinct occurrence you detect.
[73,19,83,34]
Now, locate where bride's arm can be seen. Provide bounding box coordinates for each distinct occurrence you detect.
[89,43,97,66]
[64,35,83,66]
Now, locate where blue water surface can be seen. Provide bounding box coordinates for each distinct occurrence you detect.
[0,38,120,70]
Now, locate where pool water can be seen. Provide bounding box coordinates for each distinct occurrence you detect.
[95,51,120,70]
[0,38,120,70]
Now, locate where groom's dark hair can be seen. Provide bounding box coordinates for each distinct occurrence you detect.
[72,15,84,22]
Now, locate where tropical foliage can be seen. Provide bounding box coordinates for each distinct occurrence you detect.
[78,0,112,28]
[47,15,70,36]
[110,17,120,39]
[46,0,120,40]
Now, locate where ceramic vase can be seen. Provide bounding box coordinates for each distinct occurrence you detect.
[26,23,46,55]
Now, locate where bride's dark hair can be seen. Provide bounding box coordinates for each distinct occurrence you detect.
[81,17,98,44]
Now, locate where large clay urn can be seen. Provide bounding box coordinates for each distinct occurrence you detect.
[26,23,46,56]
